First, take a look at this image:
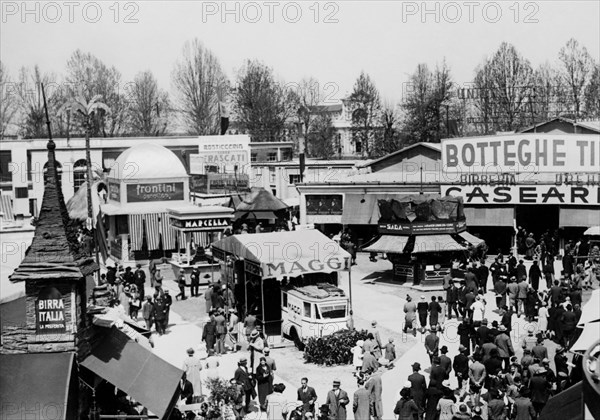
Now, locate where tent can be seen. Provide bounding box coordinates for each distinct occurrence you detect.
[66,180,106,221]
[571,321,600,353]
[577,289,600,326]
[212,229,351,280]
[583,226,600,236]
[232,187,288,214]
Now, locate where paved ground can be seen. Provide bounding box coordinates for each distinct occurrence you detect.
[141,252,593,419]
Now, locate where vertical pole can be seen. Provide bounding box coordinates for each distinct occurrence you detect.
[347,258,354,328]
[260,276,266,333]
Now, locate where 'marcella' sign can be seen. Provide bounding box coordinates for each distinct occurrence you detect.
[442,134,600,173]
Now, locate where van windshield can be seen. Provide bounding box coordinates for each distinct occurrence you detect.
[318,303,346,319]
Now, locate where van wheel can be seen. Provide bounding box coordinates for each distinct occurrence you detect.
[290,328,304,351]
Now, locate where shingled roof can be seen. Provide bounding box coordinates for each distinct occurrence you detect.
[9,140,98,282]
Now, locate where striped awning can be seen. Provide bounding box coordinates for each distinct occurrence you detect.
[459,231,485,247]
[1,195,14,221]
[363,235,409,254]
[412,234,466,253]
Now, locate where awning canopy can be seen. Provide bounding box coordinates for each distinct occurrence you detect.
[464,207,514,227]
[560,208,600,228]
[81,327,183,419]
[571,321,600,353]
[412,234,466,253]
[211,230,351,280]
[459,231,485,247]
[584,225,600,236]
[0,352,78,420]
[341,194,397,225]
[539,381,583,420]
[577,289,600,326]
[101,201,187,216]
[234,210,278,220]
[363,235,409,254]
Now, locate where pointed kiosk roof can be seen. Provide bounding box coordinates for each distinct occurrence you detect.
[10,140,98,282]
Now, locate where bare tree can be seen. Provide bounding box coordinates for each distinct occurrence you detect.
[233,60,299,142]
[583,63,600,119]
[306,112,335,159]
[172,39,229,135]
[559,38,593,119]
[0,61,19,139]
[296,77,323,150]
[531,63,565,123]
[348,71,381,157]
[127,71,170,136]
[65,50,126,137]
[377,102,403,156]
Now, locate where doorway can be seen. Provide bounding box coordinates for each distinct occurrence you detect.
[515,205,559,240]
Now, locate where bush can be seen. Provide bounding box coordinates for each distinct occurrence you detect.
[303,329,369,366]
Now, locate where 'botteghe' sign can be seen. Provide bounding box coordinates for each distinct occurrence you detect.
[36,287,67,334]
[127,182,184,202]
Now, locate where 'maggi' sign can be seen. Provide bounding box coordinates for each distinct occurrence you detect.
[36,287,66,334]
[127,182,184,202]
[263,256,348,278]
[442,135,600,173]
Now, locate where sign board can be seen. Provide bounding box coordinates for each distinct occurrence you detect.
[170,217,232,231]
[190,174,250,194]
[126,182,184,202]
[378,220,467,235]
[244,260,262,277]
[442,185,600,205]
[262,256,348,279]
[108,183,120,202]
[190,136,251,175]
[442,135,600,173]
[306,215,343,224]
[36,287,67,334]
[306,195,343,215]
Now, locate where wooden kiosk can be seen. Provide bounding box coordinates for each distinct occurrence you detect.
[168,205,234,282]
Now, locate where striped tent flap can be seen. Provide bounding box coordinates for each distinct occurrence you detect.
[145,213,161,251]
[192,232,210,248]
[128,214,144,251]
[159,213,176,250]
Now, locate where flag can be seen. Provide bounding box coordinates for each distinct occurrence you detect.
[95,211,109,262]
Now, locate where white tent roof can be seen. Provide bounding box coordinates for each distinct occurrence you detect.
[577,288,600,326]
[571,321,600,353]
[584,226,600,236]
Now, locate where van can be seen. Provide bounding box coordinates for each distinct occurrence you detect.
[281,283,349,349]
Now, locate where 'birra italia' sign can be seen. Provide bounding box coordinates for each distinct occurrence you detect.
[36,287,67,334]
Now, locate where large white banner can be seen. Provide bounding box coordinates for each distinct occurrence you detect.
[190,135,250,175]
[442,185,600,205]
[442,134,600,173]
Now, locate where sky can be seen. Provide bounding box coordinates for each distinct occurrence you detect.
[1,0,599,104]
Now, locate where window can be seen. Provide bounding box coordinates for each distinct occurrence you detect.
[318,303,347,319]
[43,161,62,185]
[269,167,276,184]
[15,187,28,199]
[303,302,312,318]
[0,151,12,183]
[355,141,362,154]
[281,149,293,161]
[251,153,257,162]
[267,152,277,162]
[73,159,87,193]
[288,174,301,185]
[205,165,219,173]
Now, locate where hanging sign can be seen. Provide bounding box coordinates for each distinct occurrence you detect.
[126,182,184,202]
[442,185,600,205]
[36,287,67,334]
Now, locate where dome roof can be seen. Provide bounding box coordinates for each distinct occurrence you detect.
[109,143,188,180]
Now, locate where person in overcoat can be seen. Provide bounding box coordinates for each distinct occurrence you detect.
[202,316,217,352]
[407,362,427,411]
[233,357,254,412]
[365,371,383,420]
[325,379,349,420]
[255,357,271,411]
[352,380,370,420]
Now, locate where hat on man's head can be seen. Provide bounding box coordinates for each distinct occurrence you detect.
[239,356,247,364]
[371,320,377,326]
[403,381,412,389]
[250,330,259,338]
[263,348,270,354]
[498,325,507,332]
[441,346,448,353]
[556,346,566,353]
[481,319,488,325]
[459,345,467,352]
[527,325,536,333]
[333,379,341,385]
[186,348,195,355]
[536,367,547,374]
[542,358,550,365]
[412,362,421,370]
[420,295,426,300]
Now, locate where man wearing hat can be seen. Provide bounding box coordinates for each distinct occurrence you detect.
[554,346,569,392]
[408,362,427,411]
[494,324,515,372]
[234,356,254,413]
[182,348,203,402]
[424,327,439,365]
[325,379,349,420]
[134,263,146,299]
[214,308,227,355]
[248,329,265,372]
[228,308,239,351]
[529,367,550,415]
[439,346,452,379]
[453,345,469,391]
[521,324,538,351]
[263,348,276,393]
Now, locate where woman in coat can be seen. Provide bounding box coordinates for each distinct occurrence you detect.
[255,357,271,411]
[417,296,429,333]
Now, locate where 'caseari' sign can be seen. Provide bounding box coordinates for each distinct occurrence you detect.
[442,134,600,173]
[262,256,348,278]
[442,185,600,205]
[127,182,184,202]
